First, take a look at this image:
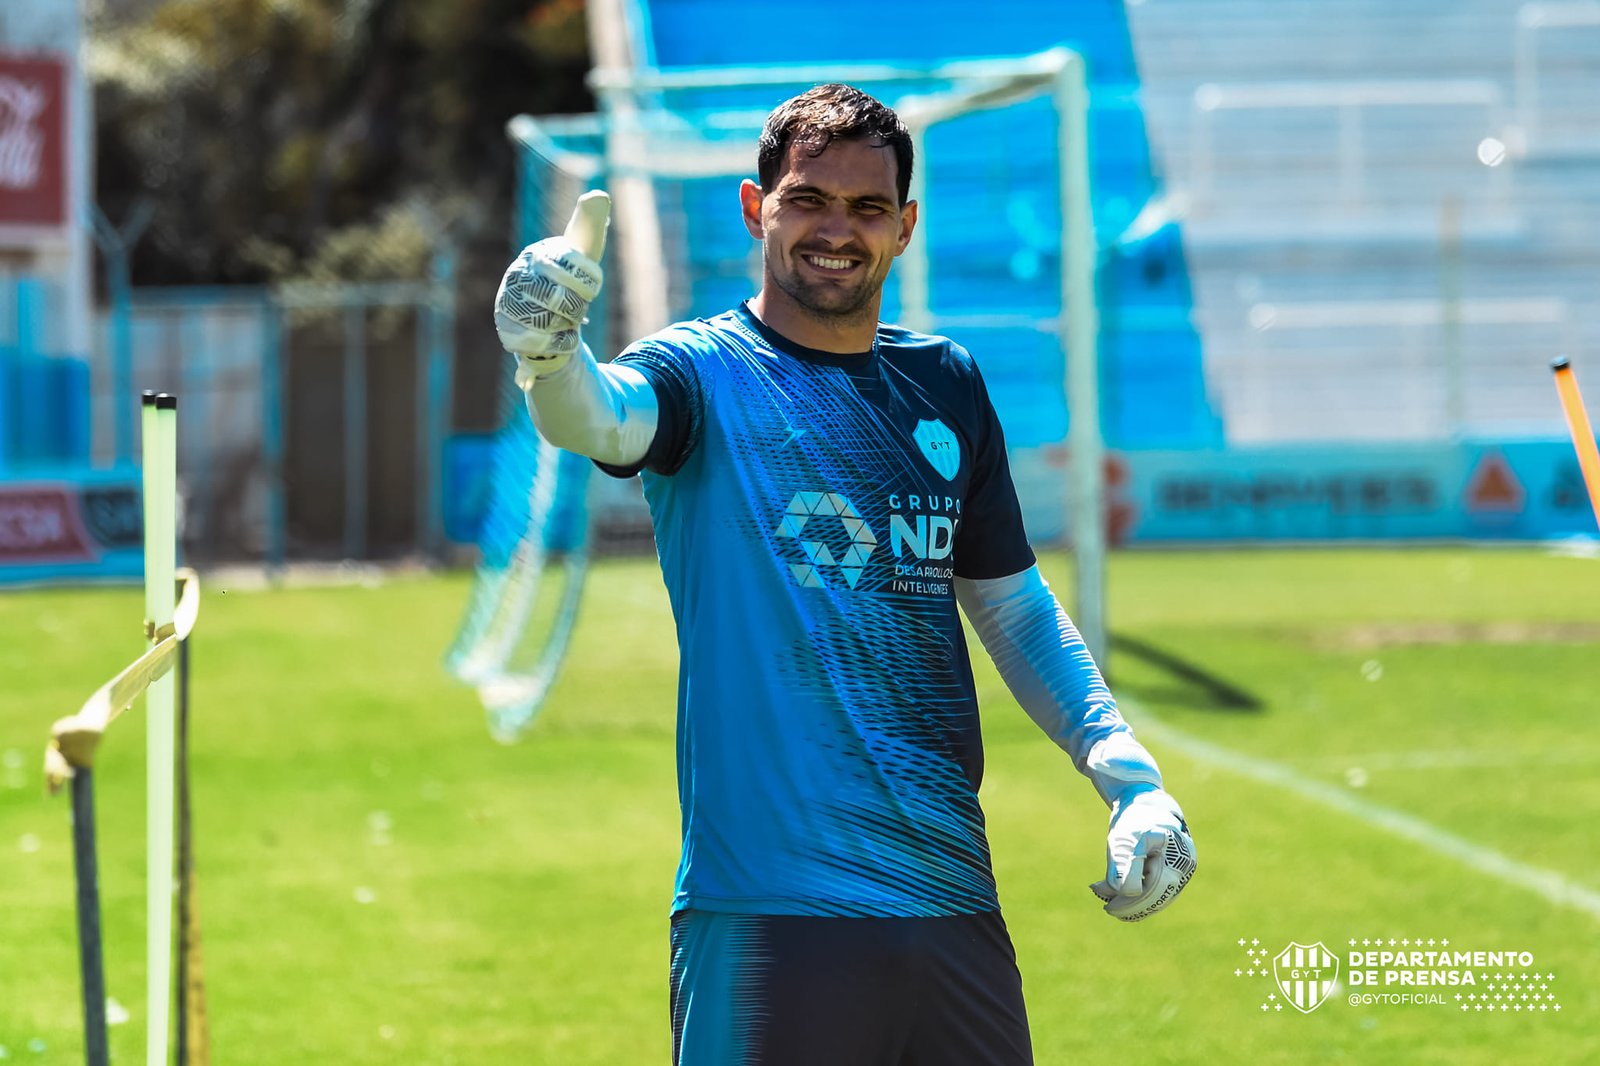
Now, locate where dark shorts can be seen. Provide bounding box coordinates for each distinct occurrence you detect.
[669,909,1032,1066]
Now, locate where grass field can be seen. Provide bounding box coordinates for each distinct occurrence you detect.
[3,546,1598,1064]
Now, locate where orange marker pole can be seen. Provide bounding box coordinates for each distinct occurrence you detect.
[1552,357,1600,531]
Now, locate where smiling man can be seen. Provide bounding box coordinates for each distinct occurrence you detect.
[493,84,1197,1065]
[743,111,915,346]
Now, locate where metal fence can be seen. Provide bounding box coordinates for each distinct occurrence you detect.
[82,258,457,568]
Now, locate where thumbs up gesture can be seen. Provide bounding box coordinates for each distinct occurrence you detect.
[494,191,611,377]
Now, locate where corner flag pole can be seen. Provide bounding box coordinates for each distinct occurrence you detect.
[143,392,179,1066]
[1551,358,1600,531]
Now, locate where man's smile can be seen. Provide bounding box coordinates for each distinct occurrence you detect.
[801,253,860,275]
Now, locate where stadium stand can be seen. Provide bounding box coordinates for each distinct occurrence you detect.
[603,0,1224,449]
[1126,0,1600,442]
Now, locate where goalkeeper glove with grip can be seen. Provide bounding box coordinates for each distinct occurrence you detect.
[495,190,610,378]
[1089,786,1197,922]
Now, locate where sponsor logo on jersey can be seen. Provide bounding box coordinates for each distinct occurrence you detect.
[885,493,961,595]
[774,488,968,595]
[885,493,962,562]
[889,513,955,561]
[774,490,877,589]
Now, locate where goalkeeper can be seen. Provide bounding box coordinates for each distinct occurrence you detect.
[495,84,1196,1065]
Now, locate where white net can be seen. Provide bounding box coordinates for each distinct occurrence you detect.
[445,139,595,741]
[468,49,1113,676]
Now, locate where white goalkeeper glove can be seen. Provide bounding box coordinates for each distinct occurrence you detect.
[1089,786,1196,922]
[495,191,610,379]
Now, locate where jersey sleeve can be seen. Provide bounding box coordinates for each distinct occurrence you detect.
[952,358,1036,580]
[594,338,706,478]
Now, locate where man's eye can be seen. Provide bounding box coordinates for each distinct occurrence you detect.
[792,195,823,206]
[855,203,886,215]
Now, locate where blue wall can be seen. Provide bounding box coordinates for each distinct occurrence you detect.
[0,276,91,471]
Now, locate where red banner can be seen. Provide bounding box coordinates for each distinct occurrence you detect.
[0,484,95,563]
[0,53,68,229]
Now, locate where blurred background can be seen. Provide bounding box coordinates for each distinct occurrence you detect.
[4,2,1600,1064]
[3,0,1597,582]
[1,0,591,573]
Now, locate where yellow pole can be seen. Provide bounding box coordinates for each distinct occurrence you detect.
[1551,358,1600,531]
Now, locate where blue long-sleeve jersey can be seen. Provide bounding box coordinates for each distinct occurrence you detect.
[600,303,1036,917]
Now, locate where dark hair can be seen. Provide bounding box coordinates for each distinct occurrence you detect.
[757,84,914,205]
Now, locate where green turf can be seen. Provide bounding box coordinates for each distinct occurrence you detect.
[2,547,1597,1063]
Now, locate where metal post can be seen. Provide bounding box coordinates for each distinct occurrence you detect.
[181,310,207,546]
[110,259,133,464]
[1058,52,1109,671]
[15,277,44,360]
[414,303,431,556]
[261,299,287,577]
[343,304,367,560]
[418,248,457,559]
[70,768,110,1066]
[1191,89,1215,216]
[91,202,153,467]
[899,125,932,333]
[175,636,191,1066]
[1439,196,1465,438]
[1514,14,1539,142]
[589,0,672,341]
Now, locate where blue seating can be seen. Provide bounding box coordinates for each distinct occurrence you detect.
[618,0,1223,448]
[0,276,92,471]
[0,350,92,469]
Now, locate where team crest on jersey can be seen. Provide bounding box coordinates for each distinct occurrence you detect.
[912,419,960,481]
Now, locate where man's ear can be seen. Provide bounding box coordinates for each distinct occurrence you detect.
[739,179,765,239]
[893,199,919,257]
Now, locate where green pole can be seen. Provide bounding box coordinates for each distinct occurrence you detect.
[143,392,178,1066]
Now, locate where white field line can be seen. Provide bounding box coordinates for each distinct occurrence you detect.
[1300,748,1600,772]
[1123,698,1600,922]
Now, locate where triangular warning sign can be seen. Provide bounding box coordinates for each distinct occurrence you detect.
[1465,451,1525,512]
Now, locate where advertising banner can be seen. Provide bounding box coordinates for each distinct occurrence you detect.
[1013,440,1598,546]
[0,51,68,232]
[0,474,143,585]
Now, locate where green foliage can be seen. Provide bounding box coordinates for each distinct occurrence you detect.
[89,0,592,286]
[2,548,1597,1063]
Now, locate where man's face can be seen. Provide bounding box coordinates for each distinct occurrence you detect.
[741,136,917,322]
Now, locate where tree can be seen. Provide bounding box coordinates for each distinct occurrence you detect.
[90,0,593,286]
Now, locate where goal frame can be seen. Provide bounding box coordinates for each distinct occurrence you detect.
[509,46,1109,666]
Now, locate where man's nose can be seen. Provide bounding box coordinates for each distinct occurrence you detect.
[813,204,854,246]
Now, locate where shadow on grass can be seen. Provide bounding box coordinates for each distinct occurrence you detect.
[1109,632,1263,714]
